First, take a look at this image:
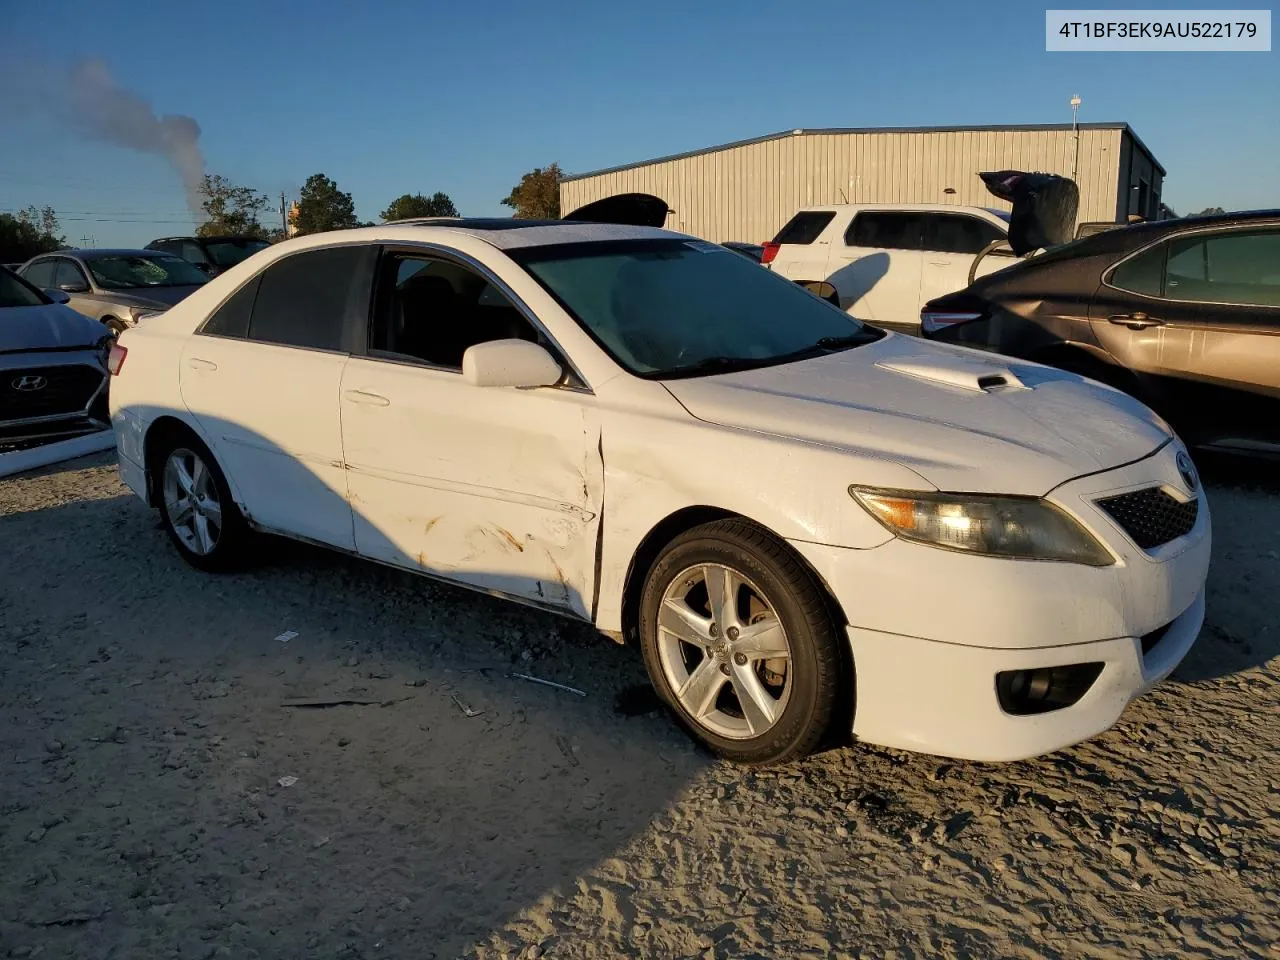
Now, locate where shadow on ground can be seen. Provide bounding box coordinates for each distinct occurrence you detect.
[0,483,707,960]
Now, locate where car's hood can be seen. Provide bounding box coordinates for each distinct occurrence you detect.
[661,334,1170,496]
[0,303,106,352]
[105,285,204,309]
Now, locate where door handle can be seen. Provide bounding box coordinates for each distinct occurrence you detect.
[343,389,390,407]
[187,357,217,371]
[1108,312,1165,329]
[929,261,950,267]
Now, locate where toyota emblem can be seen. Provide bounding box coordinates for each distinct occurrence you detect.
[10,375,47,392]
[1176,451,1198,492]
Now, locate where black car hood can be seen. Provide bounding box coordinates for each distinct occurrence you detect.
[563,193,672,228]
[0,302,106,352]
[107,284,205,309]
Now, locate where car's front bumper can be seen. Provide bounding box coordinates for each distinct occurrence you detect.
[790,440,1211,761]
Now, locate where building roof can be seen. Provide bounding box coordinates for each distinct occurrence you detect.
[561,123,1165,182]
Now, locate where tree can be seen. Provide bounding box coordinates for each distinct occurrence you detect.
[0,206,64,263]
[294,173,359,235]
[1189,206,1226,217]
[380,192,459,221]
[501,163,562,219]
[197,174,270,238]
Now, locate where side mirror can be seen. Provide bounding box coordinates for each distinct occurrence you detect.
[44,288,71,304]
[462,339,563,388]
[58,281,89,294]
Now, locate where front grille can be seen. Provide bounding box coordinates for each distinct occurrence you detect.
[0,365,104,422]
[1097,487,1198,550]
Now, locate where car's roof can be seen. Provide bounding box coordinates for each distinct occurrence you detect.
[269,220,686,254]
[41,248,181,259]
[150,235,267,243]
[793,202,1006,216]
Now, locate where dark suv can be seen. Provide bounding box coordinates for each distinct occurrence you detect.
[145,235,270,277]
[921,209,1280,456]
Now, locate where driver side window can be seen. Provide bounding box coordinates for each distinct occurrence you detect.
[369,252,545,371]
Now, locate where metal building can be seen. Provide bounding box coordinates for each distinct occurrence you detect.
[560,123,1165,244]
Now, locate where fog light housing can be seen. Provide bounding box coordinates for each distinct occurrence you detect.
[996,662,1105,716]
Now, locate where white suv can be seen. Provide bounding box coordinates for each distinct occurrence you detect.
[763,204,1014,331]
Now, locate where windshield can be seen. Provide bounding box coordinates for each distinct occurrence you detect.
[85,254,209,289]
[0,266,48,308]
[205,239,270,267]
[512,239,882,378]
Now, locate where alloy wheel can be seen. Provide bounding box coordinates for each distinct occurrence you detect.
[162,447,223,556]
[656,563,793,740]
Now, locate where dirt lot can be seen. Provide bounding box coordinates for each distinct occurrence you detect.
[1,451,1278,960]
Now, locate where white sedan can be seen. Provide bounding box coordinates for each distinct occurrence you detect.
[107,220,1210,765]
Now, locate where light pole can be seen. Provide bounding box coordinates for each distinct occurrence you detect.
[1070,95,1082,181]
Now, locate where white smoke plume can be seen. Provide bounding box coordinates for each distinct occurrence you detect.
[62,59,206,218]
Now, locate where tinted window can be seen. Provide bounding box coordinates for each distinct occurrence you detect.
[513,238,881,378]
[248,246,368,351]
[924,215,1004,254]
[85,254,208,289]
[22,260,57,288]
[200,275,260,338]
[771,211,836,245]
[205,239,270,267]
[370,253,541,369]
[54,260,89,289]
[1165,229,1280,307]
[181,241,212,266]
[846,213,925,250]
[1110,244,1165,297]
[0,266,47,308]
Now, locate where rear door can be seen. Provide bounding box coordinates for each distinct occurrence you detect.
[827,211,925,327]
[919,213,1008,320]
[767,211,837,282]
[1090,225,1280,447]
[179,243,375,547]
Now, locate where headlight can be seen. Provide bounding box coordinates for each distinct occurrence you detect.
[850,486,1113,566]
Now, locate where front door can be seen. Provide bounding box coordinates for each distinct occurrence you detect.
[339,248,604,617]
[825,211,924,328]
[180,245,373,548]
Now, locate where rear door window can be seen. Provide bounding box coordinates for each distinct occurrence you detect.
[246,245,373,352]
[1110,243,1166,297]
[923,215,1005,254]
[771,211,836,245]
[846,213,926,250]
[21,260,57,288]
[200,276,261,339]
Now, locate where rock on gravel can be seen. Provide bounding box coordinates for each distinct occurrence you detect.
[1,451,1278,959]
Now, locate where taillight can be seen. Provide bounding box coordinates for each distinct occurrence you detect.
[920,311,981,336]
[107,343,128,376]
[761,242,780,265]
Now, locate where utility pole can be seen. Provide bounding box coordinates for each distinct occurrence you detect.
[1070,95,1082,181]
[280,193,288,238]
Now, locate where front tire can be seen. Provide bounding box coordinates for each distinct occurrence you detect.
[638,519,844,765]
[157,436,248,571]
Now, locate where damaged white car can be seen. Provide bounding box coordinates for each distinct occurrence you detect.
[109,220,1210,765]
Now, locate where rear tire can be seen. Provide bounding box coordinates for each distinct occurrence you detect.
[638,519,845,765]
[156,433,248,572]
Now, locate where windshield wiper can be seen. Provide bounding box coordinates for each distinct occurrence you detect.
[658,355,763,378]
[815,332,879,350]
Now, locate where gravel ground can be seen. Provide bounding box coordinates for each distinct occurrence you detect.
[1,451,1278,960]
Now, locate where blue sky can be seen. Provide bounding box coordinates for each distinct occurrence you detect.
[1,0,1275,246]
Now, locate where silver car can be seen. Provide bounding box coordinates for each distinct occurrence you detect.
[18,249,209,337]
